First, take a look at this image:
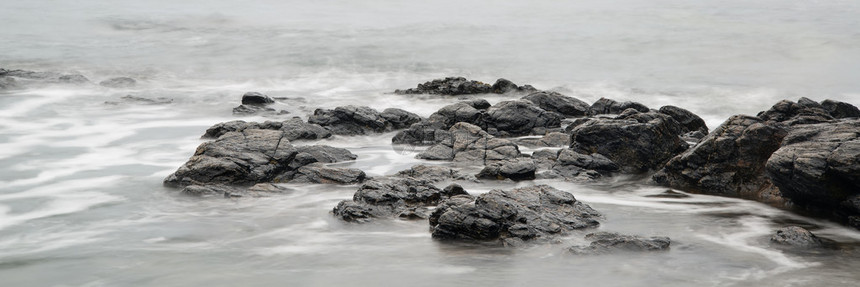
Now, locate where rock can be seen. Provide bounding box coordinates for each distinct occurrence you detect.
[653,115,787,201]
[202,118,331,141]
[484,100,563,137]
[556,149,619,172]
[515,132,571,148]
[163,129,299,187]
[770,226,822,247]
[395,77,537,96]
[522,91,590,117]
[417,122,521,164]
[58,74,89,84]
[589,98,650,115]
[180,183,291,198]
[232,104,288,116]
[645,190,691,198]
[290,163,366,184]
[765,119,860,217]
[658,105,708,134]
[308,105,390,135]
[476,158,537,181]
[428,100,488,128]
[241,92,275,105]
[570,111,686,173]
[99,77,137,88]
[379,108,423,129]
[429,185,601,244]
[756,98,833,126]
[104,95,173,105]
[332,177,464,222]
[491,78,538,94]
[821,99,860,119]
[568,232,671,255]
[394,165,476,182]
[292,145,358,166]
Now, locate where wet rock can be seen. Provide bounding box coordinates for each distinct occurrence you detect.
[653,115,787,201]
[429,185,601,244]
[821,99,860,119]
[570,111,686,173]
[484,100,563,137]
[308,105,393,135]
[1,69,60,80]
[658,105,708,134]
[232,104,288,116]
[180,183,291,198]
[332,177,463,222]
[589,98,650,115]
[515,132,570,148]
[521,91,590,117]
[163,129,299,187]
[99,77,137,88]
[417,122,521,164]
[0,76,18,90]
[770,226,822,247]
[645,190,691,199]
[568,232,671,255]
[476,158,537,181]
[556,149,619,172]
[757,98,833,126]
[105,95,173,105]
[202,118,331,141]
[428,100,488,128]
[416,144,455,160]
[58,74,90,84]
[290,163,366,184]
[766,119,860,217]
[379,108,423,129]
[291,145,358,167]
[395,77,491,95]
[491,78,538,94]
[394,165,476,182]
[241,92,275,105]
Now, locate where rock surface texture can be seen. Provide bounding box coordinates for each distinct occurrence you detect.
[568,232,671,255]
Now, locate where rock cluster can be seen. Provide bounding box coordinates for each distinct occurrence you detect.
[394,77,536,95]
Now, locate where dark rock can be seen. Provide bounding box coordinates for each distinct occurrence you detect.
[417,122,521,164]
[476,158,537,181]
[99,77,137,88]
[442,183,470,197]
[163,129,299,187]
[232,104,288,116]
[202,118,331,141]
[658,105,708,134]
[58,74,90,84]
[766,119,860,216]
[290,163,366,184]
[589,98,650,115]
[653,115,787,201]
[645,190,691,198]
[292,145,358,166]
[757,98,833,126]
[241,92,275,105]
[394,165,476,182]
[568,232,671,255]
[332,177,465,222]
[308,105,389,135]
[180,183,291,198]
[522,91,590,117]
[416,144,455,160]
[429,185,601,244]
[484,100,563,137]
[515,132,570,148]
[570,111,686,173]
[770,226,823,247]
[380,108,423,129]
[556,149,619,172]
[394,77,492,95]
[821,99,860,119]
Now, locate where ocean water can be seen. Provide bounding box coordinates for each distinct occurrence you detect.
[1,1,859,286]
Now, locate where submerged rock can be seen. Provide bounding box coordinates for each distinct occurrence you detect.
[99,77,137,88]
[332,177,465,222]
[0,76,19,90]
[429,185,601,245]
[290,163,366,184]
[395,77,536,96]
[59,74,90,84]
[105,95,173,105]
[232,104,289,116]
[568,232,671,255]
[770,226,823,248]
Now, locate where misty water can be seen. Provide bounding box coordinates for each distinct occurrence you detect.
[2,1,860,286]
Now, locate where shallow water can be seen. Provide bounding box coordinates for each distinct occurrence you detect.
[2,1,860,286]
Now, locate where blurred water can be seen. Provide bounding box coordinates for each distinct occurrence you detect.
[1,1,860,286]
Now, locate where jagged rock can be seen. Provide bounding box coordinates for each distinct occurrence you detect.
[290,163,366,184]
[589,98,650,115]
[163,129,299,187]
[556,149,619,172]
[484,100,563,137]
[308,105,396,135]
[393,165,476,182]
[570,110,686,173]
[522,91,590,117]
[515,132,571,148]
[290,145,358,167]
[770,226,823,247]
[417,122,521,164]
[429,185,601,245]
[202,118,331,141]
[332,177,465,222]
[568,232,671,255]
[476,158,537,181]
[821,99,860,119]
[241,92,275,105]
[756,98,833,126]
[58,74,89,84]
[541,149,616,182]
[658,105,708,134]
[180,183,291,198]
[395,77,535,96]
[653,115,787,201]
[99,77,137,88]
[766,119,860,218]
[380,108,423,129]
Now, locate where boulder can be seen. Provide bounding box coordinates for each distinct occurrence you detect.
[568,232,671,255]
[393,165,476,182]
[241,92,275,105]
[653,115,787,201]
[765,119,860,219]
[484,100,563,137]
[308,105,393,135]
[589,98,650,115]
[395,77,535,96]
[180,183,291,198]
[202,118,331,141]
[332,177,466,222]
[658,105,708,134]
[429,185,601,245]
[416,122,521,164]
[770,226,823,248]
[0,76,19,90]
[290,163,366,184]
[821,99,860,119]
[476,158,537,181]
[99,77,137,88]
[570,111,687,173]
[515,132,570,148]
[756,98,833,126]
[522,91,590,117]
[380,108,423,129]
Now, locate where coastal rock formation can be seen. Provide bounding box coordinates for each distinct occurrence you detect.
[484,100,563,136]
[202,118,332,141]
[588,98,650,115]
[99,77,137,88]
[476,158,537,181]
[308,105,422,135]
[416,122,521,163]
[522,91,590,117]
[568,232,671,255]
[658,105,709,134]
[394,77,536,95]
[770,226,823,248]
[393,165,477,182]
[429,185,601,245]
[241,91,275,105]
[332,177,467,222]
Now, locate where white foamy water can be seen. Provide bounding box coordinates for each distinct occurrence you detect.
[2,0,860,286]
